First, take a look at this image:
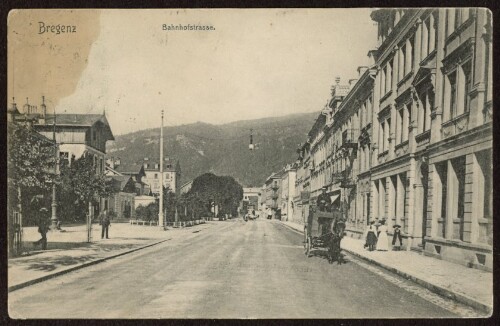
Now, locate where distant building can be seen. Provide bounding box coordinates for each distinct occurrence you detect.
[112,162,149,196]
[106,175,136,220]
[280,164,297,222]
[264,172,283,219]
[141,157,181,195]
[240,187,261,215]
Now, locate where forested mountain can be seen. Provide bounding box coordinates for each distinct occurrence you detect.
[107,112,318,187]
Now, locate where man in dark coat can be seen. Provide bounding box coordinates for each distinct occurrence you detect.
[100,209,110,239]
[35,208,49,250]
[316,186,332,212]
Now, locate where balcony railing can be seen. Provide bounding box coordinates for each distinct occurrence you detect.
[341,129,359,149]
[331,170,356,188]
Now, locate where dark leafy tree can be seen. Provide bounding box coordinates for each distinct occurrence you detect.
[187,173,243,219]
[7,123,56,254]
[58,154,114,222]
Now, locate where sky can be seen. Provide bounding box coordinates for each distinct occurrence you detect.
[8,9,378,135]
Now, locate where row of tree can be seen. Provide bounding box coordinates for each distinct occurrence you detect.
[7,123,113,229]
[134,173,243,222]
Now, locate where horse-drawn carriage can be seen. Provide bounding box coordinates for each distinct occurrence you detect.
[304,206,346,264]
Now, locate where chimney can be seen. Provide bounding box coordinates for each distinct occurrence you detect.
[23,97,29,114]
[41,96,47,117]
[357,66,368,77]
[335,76,341,85]
[39,96,46,125]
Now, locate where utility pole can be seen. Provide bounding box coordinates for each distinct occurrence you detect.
[159,110,165,228]
[50,96,59,231]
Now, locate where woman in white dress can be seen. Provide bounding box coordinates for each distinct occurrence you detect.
[376,219,389,251]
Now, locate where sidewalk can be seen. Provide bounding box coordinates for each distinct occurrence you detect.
[279,220,493,314]
[8,222,211,291]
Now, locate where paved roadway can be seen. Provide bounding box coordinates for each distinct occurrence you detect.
[9,218,473,319]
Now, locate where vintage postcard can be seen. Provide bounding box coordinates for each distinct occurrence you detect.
[7,8,493,319]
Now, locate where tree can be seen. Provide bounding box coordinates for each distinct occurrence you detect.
[7,122,56,255]
[188,173,243,219]
[59,153,113,222]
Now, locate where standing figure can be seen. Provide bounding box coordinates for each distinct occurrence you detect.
[35,209,49,250]
[100,209,110,239]
[316,186,332,212]
[392,224,403,251]
[364,220,378,251]
[376,219,389,251]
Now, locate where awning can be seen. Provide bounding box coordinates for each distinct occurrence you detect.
[330,194,340,203]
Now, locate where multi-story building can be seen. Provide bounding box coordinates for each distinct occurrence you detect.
[367,8,492,270]
[292,8,492,271]
[240,187,262,214]
[140,157,181,195]
[264,173,282,219]
[280,164,297,222]
[11,97,115,217]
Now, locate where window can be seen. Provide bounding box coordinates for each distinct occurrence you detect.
[451,156,466,241]
[154,173,158,179]
[409,36,414,71]
[385,118,391,151]
[379,121,385,152]
[448,71,458,118]
[419,91,432,133]
[396,108,404,145]
[436,162,447,238]
[380,67,386,96]
[399,44,406,80]
[386,59,393,93]
[462,60,472,113]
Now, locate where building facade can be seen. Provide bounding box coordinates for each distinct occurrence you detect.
[241,187,262,215]
[264,173,282,219]
[291,8,492,271]
[280,164,297,222]
[141,158,181,195]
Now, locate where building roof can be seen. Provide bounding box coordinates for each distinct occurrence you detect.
[114,162,145,175]
[107,175,134,192]
[36,113,115,141]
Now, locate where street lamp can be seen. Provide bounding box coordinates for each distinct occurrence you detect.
[48,96,59,231]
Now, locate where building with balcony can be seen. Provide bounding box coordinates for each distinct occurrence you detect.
[264,172,282,218]
[280,164,297,222]
[290,8,492,271]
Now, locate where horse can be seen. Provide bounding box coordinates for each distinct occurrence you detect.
[327,219,346,265]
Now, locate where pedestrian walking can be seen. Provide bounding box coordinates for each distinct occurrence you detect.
[392,224,403,251]
[376,219,389,251]
[100,209,110,239]
[267,207,272,220]
[34,209,49,250]
[363,220,377,251]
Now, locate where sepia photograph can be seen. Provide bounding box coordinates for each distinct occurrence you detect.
[6,8,493,319]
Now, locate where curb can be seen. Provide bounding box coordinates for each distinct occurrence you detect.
[278,222,492,315]
[8,238,171,293]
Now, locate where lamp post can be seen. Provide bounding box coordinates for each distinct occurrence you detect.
[49,97,59,231]
[158,110,165,228]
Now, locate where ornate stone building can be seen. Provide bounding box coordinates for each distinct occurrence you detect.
[291,8,492,271]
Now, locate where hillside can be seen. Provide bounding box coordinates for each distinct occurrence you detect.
[107,112,318,187]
